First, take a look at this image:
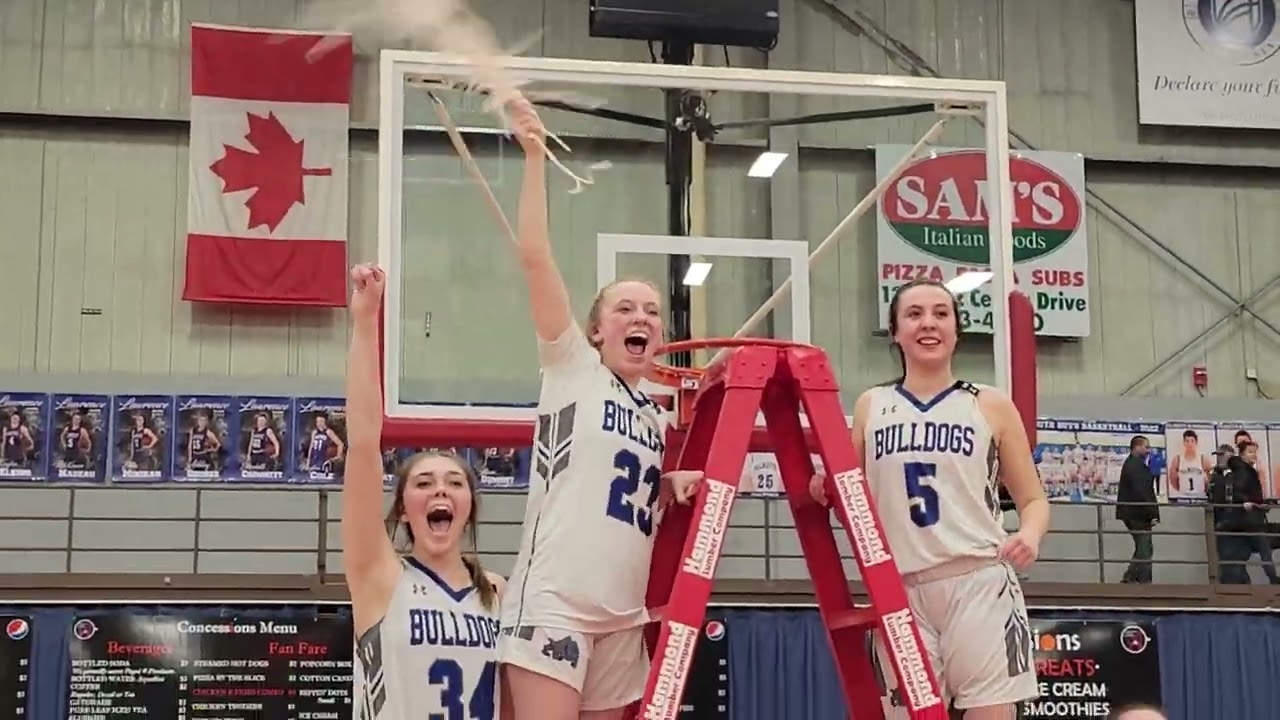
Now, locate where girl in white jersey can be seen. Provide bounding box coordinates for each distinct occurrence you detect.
[810,279,1050,719]
[499,98,702,720]
[342,264,508,720]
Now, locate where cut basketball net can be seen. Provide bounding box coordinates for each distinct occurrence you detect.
[298,0,607,193]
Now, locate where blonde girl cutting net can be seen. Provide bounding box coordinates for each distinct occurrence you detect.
[494,97,702,720]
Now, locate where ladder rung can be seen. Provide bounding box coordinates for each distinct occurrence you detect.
[829,607,878,630]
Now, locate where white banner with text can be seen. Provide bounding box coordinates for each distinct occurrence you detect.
[1135,0,1280,129]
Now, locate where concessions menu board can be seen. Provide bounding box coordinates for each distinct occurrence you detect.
[1,616,32,717]
[67,614,351,720]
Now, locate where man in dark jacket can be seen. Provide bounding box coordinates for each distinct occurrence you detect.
[1117,435,1158,583]
[1224,441,1278,584]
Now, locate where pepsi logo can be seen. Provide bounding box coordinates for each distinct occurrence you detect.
[704,620,725,641]
[5,618,28,641]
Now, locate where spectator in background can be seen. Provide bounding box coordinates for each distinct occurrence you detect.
[1234,441,1278,584]
[1209,444,1250,584]
[1117,435,1158,584]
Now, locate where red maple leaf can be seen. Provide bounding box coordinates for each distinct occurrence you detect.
[209,112,332,232]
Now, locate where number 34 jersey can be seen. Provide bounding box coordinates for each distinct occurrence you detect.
[861,381,1006,575]
[354,559,501,720]
[503,326,670,635]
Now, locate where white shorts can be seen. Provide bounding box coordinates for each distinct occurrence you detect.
[497,624,647,712]
[873,558,1038,714]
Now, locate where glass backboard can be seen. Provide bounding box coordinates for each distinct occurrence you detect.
[377,52,1017,440]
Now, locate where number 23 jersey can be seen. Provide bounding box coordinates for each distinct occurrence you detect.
[503,326,669,634]
[862,381,1005,575]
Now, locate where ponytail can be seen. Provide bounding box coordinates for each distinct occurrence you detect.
[464,553,498,610]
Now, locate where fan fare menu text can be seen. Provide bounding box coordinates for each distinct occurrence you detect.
[67,615,351,720]
[1,616,32,717]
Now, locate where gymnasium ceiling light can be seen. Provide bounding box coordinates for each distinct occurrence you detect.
[747,151,789,178]
[945,271,993,294]
[683,262,713,286]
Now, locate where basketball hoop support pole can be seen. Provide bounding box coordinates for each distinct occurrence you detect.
[663,40,696,370]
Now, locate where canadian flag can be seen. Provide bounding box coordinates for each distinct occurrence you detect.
[184,24,353,307]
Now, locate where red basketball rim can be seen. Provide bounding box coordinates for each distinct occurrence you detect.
[648,337,815,387]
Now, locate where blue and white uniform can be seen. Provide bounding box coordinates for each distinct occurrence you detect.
[498,325,668,710]
[862,381,1036,714]
[354,558,501,720]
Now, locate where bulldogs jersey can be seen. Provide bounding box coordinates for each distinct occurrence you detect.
[862,381,1005,575]
[503,326,669,634]
[354,558,500,720]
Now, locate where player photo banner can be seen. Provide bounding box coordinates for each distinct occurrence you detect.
[48,394,109,483]
[0,393,49,481]
[234,396,291,482]
[1023,618,1161,719]
[111,395,174,482]
[473,447,531,490]
[874,145,1090,338]
[293,397,347,484]
[174,395,236,482]
[1134,0,1280,130]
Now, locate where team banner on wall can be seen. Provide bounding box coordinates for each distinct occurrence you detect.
[1024,619,1161,718]
[1036,421,1166,503]
[1134,0,1280,129]
[875,145,1091,337]
[66,613,351,718]
[1,615,31,717]
[8,386,1280,500]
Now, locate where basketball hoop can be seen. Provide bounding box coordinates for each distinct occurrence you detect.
[648,337,815,387]
[649,338,815,427]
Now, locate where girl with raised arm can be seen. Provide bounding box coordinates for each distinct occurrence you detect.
[343,264,507,720]
[497,98,702,720]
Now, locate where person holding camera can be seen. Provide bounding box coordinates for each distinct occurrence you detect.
[1209,442,1278,584]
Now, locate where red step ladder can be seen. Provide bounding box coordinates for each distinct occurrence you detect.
[638,341,947,720]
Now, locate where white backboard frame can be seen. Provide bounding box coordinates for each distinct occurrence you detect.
[597,232,812,341]
[378,51,1014,424]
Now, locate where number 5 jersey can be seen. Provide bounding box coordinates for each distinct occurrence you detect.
[862,381,1006,575]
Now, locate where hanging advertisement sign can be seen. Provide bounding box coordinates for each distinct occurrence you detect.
[1023,619,1162,718]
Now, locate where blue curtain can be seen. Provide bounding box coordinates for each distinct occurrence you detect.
[724,609,848,720]
[1158,614,1280,720]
